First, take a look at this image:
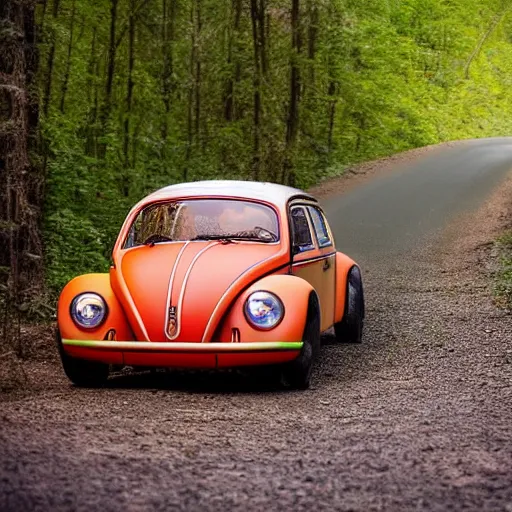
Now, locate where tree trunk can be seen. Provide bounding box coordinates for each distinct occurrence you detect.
[105,0,118,110]
[161,0,175,142]
[327,79,337,153]
[250,0,262,180]
[258,0,267,74]
[84,26,98,157]
[283,0,301,186]
[464,7,509,79]
[123,0,136,181]
[39,0,49,34]
[0,0,44,355]
[59,0,76,113]
[86,27,97,104]
[99,0,119,158]
[307,0,317,84]
[184,1,196,180]
[223,0,242,122]
[194,0,202,143]
[42,0,60,117]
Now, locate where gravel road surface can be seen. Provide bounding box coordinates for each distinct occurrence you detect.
[1,138,512,511]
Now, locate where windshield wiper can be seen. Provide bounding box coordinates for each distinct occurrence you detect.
[143,234,174,246]
[191,234,236,244]
[191,233,272,243]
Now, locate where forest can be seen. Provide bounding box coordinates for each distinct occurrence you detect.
[1,0,512,332]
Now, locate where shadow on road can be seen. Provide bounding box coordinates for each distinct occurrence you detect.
[95,331,366,394]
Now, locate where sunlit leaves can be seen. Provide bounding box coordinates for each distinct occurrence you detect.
[38,0,512,291]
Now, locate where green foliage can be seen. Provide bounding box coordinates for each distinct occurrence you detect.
[36,0,512,293]
[44,209,110,291]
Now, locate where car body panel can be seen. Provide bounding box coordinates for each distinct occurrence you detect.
[58,273,135,342]
[292,252,337,332]
[114,241,284,342]
[215,274,315,343]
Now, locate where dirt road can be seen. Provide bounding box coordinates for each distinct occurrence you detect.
[2,139,512,511]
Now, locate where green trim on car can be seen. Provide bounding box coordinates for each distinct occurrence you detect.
[62,339,303,352]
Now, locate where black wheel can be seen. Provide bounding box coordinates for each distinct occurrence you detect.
[282,294,321,390]
[334,266,364,344]
[56,329,110,387]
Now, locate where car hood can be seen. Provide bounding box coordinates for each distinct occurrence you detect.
[111,241,286,342]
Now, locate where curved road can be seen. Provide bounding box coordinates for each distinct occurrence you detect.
[2,138,512,511]
[325,137,512,263]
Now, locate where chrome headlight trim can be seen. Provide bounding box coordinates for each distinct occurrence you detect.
[244,291,284,330]
[70,292,108,329]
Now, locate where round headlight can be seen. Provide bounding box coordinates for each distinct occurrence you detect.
[70,293,107,329]
[244,291,284,330]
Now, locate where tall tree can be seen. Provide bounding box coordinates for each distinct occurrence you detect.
[250,0,263,180]
[0,0,44,354]
[283,0,301,185]
[42,0,60,116]
[100,0,119,153]
[306,0,317,84]
[59,0,76,113]
[123,0,136,179]
[84,25,99,157]
[223,0,243,122]
[29,0,512,293]
[194,0,202,143]
[161,0,176,141]
[464,5,510,79]
[184,0,198,180]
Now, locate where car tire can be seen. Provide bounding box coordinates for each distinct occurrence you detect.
[56,329,110,387]
[334,266,364,344]
[282,294,321,390]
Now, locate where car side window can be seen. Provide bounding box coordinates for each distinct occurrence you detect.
[291,206,315,253]
[307,206,332,248]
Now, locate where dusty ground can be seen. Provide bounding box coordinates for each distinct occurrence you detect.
[1,143,512,511]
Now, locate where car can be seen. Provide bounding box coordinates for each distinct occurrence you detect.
[56,180,365,389]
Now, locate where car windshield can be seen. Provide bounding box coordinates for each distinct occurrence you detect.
[124,199,280,248]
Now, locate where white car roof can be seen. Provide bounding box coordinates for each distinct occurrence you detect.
[143,180,317,208]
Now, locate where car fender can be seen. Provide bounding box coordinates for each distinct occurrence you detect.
[57,273,135,341]
[215,274,317,343]
[334,252,359,324]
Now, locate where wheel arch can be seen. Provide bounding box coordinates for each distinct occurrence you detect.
[306,289,321,325]
[57,273,135,342]
[215,273,317,342]
[334,252,362,324]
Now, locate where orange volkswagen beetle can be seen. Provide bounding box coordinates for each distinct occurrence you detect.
[57,181,364,389]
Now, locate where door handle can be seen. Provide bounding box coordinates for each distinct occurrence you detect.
[323,259,331,271]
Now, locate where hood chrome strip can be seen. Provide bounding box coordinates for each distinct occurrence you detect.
[166,241,220,341]
[164,241,190,340]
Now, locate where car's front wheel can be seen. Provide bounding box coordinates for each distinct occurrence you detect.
[56,330,110,387]
[282,294,321,390]
[334,266,364,344]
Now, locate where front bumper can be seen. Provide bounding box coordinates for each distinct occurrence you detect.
[61,339,303,368]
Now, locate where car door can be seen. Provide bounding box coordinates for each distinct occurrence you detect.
[290,203,336,332]
[306,205,336,330]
